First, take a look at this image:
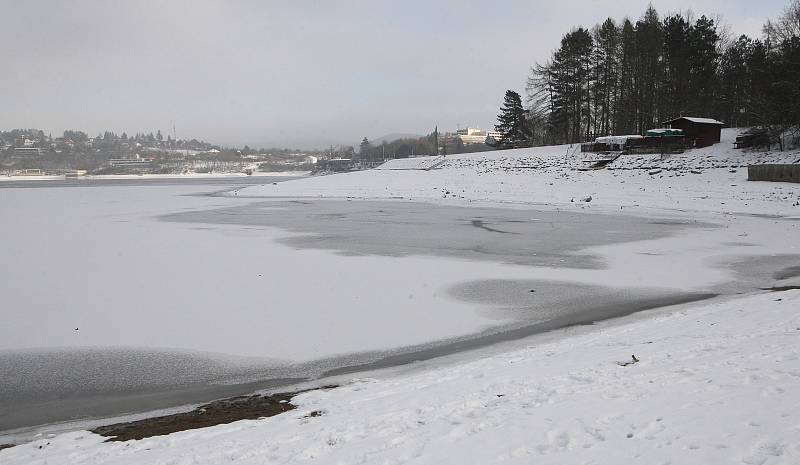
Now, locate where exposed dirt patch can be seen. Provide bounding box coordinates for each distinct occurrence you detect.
[0,444,15,451]
[92,385,336,442]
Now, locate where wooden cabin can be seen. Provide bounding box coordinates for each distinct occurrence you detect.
[661,117,724,148]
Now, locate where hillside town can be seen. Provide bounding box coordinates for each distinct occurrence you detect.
[0,129,320,176]
[1,126,511,177]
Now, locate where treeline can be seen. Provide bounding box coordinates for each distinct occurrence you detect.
[358,133,439,160]
[522,1,800,147]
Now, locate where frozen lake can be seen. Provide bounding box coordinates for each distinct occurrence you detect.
[0,177,758,432]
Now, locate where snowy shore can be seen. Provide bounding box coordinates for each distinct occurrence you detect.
[236,130,799,217]
[0,171,308,182]
[3,290,798,464]
[2,132,799,464]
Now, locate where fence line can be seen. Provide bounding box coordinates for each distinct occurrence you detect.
[747,164,800,183]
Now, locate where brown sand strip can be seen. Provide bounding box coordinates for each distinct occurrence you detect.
[92,386,336,442]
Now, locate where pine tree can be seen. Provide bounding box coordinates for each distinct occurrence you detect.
[687,16,720,116]
[616,19,638,134]
[549,28,593,143]
[717,35,752,126]
[593,18,620,136]
[359,137,371,160]
[521,3,799,147]
[495,90,531,148]
[635,6,663,132]
[662,13,691,120]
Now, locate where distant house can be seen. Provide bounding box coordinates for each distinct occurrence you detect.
[323,158,353,172]
[13,147,42,156]
[662,117,724,148]
[108,156,154,167]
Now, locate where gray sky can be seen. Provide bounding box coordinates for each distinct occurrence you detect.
[1,0,787,149]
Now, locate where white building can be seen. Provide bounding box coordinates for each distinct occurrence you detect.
[108,154,154,167]
[13,147,42,156]
[454,128,503,145]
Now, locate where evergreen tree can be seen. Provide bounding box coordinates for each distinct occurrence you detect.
[717,35,753,126]
[495,90,531,148]
[662,13,691,119]
[687,16,721,116]
[592,18,620,136]
[549,28,593,142]
[616,19,638,134]
[635,6,663,132]
[522,2,800,147]
[359,137,371,160]
[763,36,800,148]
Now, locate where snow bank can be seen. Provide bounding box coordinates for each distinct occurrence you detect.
[5,290,798,464]
[375,156,444,170]
[238,129,800,217]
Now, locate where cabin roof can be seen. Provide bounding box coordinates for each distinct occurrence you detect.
[662,116,724,125]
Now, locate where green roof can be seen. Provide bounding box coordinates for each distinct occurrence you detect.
[646,128,685,137]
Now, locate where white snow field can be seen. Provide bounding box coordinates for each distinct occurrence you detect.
[237,129,800,217]
[1,132,799,463]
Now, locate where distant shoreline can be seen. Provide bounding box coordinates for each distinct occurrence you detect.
[0,171,308,182]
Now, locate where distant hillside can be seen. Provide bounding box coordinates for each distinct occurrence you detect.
[370,133,424,145]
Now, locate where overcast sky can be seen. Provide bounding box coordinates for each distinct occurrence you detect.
[1,0,787,149]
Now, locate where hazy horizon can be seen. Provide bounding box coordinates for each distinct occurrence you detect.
[2,0,786,149]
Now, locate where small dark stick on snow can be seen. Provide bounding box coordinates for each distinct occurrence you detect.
[617,354,640,367]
